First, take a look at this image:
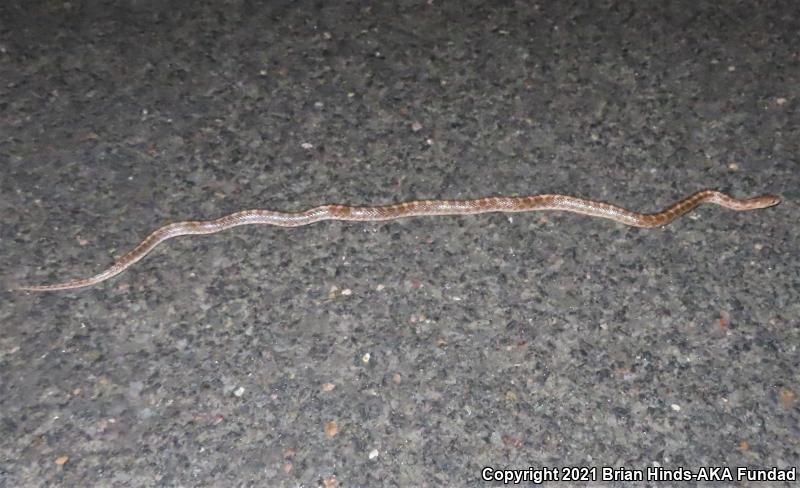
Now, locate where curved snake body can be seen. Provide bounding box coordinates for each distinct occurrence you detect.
[16,190,779,292]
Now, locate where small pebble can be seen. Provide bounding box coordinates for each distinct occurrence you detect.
[778,388,795,408]
[369,449,379,459]
[325,420,339,438]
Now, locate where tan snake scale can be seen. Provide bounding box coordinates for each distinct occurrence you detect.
[15,190,779,292]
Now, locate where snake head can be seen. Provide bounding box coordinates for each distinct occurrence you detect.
[750,195,781,208]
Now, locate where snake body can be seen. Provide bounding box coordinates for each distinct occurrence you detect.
[16,190,779,292]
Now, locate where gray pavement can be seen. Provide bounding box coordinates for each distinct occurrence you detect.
[1,1,798,486]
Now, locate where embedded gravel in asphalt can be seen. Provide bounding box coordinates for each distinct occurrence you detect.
[1,1,798,486]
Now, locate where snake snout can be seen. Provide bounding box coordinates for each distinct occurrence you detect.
[753,195,781,208]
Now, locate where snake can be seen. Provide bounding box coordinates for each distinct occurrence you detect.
[14,189,779,292]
